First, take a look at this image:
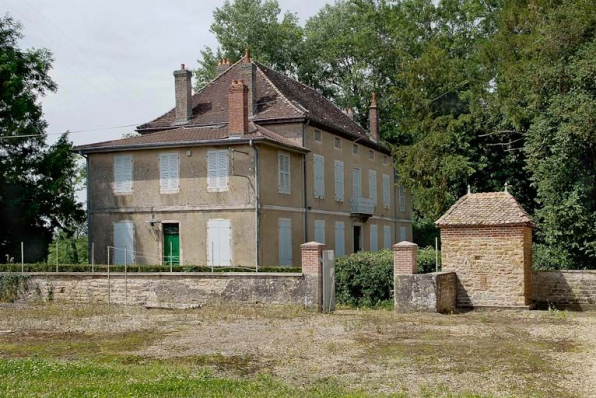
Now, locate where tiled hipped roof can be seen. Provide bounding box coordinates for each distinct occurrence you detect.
[135,59,387,154]
[435,192,533,227]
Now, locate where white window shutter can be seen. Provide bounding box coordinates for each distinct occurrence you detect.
[384,226,391,249]
[400,226,407,242]
[370,225,378,252]
[334,222,345,257]
[159,154,169,191]
[314,220,325,244]
[314,155,324,198]
[369,170,377,204]
[207,151,217,190]
[383,174,390,208]
[171,153,179,189]
[114,155,132,193]
[399,186,406,211]
[278,218,292,266]
[334,160,344,201]
[278,153,291,194]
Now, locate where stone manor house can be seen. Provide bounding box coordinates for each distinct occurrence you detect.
[75,50,412,267]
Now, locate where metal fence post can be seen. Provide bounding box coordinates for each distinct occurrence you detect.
[435,237,439,273]
[21,241,24,273]
[124,246,128,307]
[55,239,58,272]
[91,242,95,272]
[170,241,173,273]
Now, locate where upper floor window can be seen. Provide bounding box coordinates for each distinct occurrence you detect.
[334,160,344,202]
[314,129,322,143]
[399,185,406,211]
[207,150,229,192]
[313,154,325,199]
[383,155,387,165]
[334,137,341,149]
[114,155,133,193]
[368,150,375,160]
[278,152,291,194]
[353,144,359,155]
[369,170,377,205]
[159,152,180,194]
[383,174,391,208]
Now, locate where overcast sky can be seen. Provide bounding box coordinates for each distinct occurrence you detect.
[3,0,332,147]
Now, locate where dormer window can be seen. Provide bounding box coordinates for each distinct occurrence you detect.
[314,129,322,142]
[368,150,375,160]
[334,137,341,149]
[353,144,359,155]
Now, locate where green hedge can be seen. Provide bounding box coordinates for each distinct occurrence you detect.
[0,264,302,273]
[335,247,441,308]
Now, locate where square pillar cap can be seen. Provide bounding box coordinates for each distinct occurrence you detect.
[393,241,418,250]
[301,242,326,249]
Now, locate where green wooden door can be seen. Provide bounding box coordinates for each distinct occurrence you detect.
[163,224,180,265]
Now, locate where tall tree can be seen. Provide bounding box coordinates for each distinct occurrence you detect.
[487,0,596,267]
[0,15,84,263]
[194,0,304,88]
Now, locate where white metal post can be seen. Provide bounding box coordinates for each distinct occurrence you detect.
[170,241,173,272]
[21,241,24,273]
[124,246,128,306]
[55,239,58,272]
[211,241,214,272]
[91,242,95,272]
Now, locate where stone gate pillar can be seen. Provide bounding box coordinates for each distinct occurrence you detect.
[301,241,325,311]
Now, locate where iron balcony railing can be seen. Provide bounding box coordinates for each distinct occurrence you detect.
[350,196,375,216]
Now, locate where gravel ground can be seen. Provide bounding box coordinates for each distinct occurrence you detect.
[0,303,594,397]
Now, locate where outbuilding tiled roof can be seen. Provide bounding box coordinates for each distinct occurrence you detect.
[435,192,533,227]
[74,122,308,153]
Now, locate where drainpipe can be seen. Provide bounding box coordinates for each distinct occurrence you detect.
[250,140,260,269]
[302,119,310,243]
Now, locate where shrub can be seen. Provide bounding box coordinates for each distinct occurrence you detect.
[335,250,394,307]
[417,246,441,273]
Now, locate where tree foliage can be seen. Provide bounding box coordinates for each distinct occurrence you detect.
[0,15,85,263]
[197,0,596,267]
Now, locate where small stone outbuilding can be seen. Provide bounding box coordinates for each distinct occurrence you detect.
[436,192,533,308]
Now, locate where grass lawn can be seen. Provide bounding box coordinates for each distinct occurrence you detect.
[0,303,593,397]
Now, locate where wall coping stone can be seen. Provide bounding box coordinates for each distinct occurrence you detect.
[0,272,304,278]
[534,270,596,274]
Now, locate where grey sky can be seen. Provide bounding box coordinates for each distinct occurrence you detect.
[3,0,331,146]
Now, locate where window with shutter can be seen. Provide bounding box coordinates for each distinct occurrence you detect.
[314,220,325,244]
[383,174,390,208]
[207,219,231,266]
[334,222,345,257]
[159,153,179,194]
[278,152,291,194]
[278,218,292,266]
[207,150,229,192]
[399,185,406,211]
[113,155,133,193]
[384,226,391,249]
[370,224,378,252]
[334,160,344,201]
[400,226,407,242]
[313,154,325,198]
[352,168,362,199]
[369,170,377,205]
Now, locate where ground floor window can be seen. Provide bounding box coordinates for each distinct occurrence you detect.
[370,224,378,252]
[278,218,292,266]
[113,221,135,265]
[383,225,391,249]
[207,219,231,266]
[400,226,407,242]
[315,220,325,244]
[334,222,345,257]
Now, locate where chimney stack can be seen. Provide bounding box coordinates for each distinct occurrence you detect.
[369,92,379,142]
[216,58,231,76]
[228,80,249,136]
[343,107,354,120]
[241,48,257,116]
[174,64,192,123]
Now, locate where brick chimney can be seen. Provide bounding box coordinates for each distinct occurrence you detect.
[343,108,354,120]
[216,58,231,76]
[240,49,257,117]
[228,80,249,136]
[174,64,192,123]
[369,92,379,142]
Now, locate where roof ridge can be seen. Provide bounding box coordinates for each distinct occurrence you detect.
[254,61,368,135]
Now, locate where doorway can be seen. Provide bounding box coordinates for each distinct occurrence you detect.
[353,225,362,253]
[163,223,180,265]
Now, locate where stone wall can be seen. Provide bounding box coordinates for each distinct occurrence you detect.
[7,272,311,308]
[394,272,456,313]
[441,226,532,308]
[533,270,596,310]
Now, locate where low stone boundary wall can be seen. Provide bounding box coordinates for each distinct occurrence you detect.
[394,272,457,313]
[4,272,312,308]
[533,270,596,310]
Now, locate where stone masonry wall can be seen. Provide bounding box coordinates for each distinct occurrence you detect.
[441,226,532,307]
[394,272,456,313]
[8,272,309,307]
[533,270,596,309]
